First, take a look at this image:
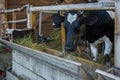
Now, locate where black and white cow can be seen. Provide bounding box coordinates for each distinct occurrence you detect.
[52,10,114,65]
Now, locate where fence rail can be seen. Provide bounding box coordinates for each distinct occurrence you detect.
[2,19,27,24]
[0,4,29,13]
[30,2,115,11]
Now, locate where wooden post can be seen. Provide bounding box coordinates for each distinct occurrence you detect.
[115,0,120,68]
[12,12,16,29]
[61,23,66,50]
[1,14,8,36]
[31,12,38,41]
[0,0,6,37]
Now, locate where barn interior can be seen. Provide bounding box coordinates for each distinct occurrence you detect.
[0,0,120,80]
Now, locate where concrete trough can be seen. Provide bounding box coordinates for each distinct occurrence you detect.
[0,39,91,80]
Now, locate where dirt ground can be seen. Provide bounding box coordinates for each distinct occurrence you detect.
[0,47,12,80]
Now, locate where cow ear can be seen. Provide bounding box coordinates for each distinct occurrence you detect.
[78,10,84,14]
[58,11,65,17]
[84,15,98,25]
[78,10,84,16]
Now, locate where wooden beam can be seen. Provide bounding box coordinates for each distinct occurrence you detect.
[0,0,6,37]
[12,12,16,29]
[61,23,66,50]
[30,2,115,11]
[115,0,120,68]
[31,12,38,41]
[1,14,8,36]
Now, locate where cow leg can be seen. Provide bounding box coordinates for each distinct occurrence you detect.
[90,43,98,61]
[103,36,113,66]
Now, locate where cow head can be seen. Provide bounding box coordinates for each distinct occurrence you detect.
[64,10,83,51]
[52,12,64,28]
[63,10,99,51]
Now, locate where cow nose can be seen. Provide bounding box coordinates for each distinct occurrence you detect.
[64,46,73,51]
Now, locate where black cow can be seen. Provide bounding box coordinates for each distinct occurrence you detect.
[52,10,114,65]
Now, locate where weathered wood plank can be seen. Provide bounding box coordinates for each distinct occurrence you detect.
[12,12,16,29]
[31,12,38,41]
[61,23,66,50]
[0,1,7,36]
[30,2,115,11]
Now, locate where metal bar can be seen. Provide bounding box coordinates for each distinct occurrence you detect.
[115,0,120,68]
[95,69,120,80]
[27,4,32,29]
[30,2,115,11]
[2,19,27,24]
[39,12,42,35]
[0,4,28,13]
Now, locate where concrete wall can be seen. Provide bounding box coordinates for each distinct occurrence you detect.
[0,39,85,80]
[12,49,82,80]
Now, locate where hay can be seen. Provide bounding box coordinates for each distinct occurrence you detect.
[14,33,46,51]
[46,29,62,51]
[13,29,62,51]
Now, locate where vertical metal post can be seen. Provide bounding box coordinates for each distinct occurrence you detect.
[39,12,42,36]
[115,0,120,68]
[27,4,31,29]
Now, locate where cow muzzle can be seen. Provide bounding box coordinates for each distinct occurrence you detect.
[64,46,74,51]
